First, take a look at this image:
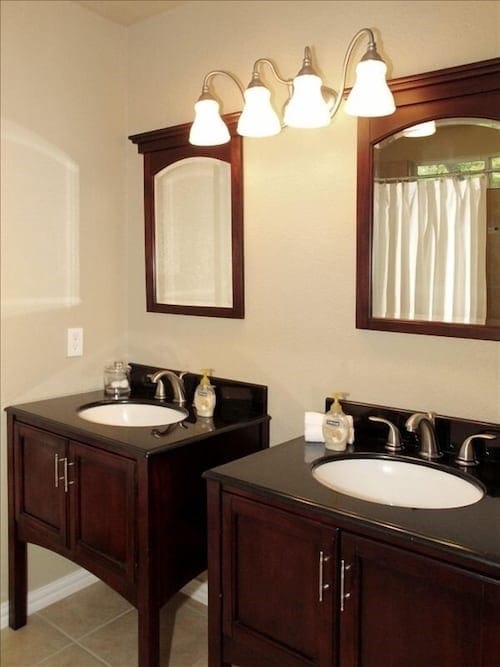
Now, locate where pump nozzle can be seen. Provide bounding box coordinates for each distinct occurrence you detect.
[200,368,214,387]
[329,392,348,413]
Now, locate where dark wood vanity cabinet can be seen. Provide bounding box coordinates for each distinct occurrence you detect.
[7,388,270,667]
[12,424,137,602]
[220,494,338,666]
[207,483,500,667]
[340,533,499,667]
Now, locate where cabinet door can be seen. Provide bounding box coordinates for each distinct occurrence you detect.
[69,442,136,594]
[14,425,68,551]
[222,494,338,667]
[340,532,500,667]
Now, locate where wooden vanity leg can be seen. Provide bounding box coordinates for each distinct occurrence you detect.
[8,414,27,629]
[137,602,160,667]
[207,480,230,667]
[8,536,27,629]
[136,458,160,667]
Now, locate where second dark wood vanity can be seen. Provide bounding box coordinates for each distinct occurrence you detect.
[7,365,270,667]
[205,405,500,667]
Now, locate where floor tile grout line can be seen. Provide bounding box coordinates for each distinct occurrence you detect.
[36,606,134,643]
[68,639,114,667]
[77,606,135,641]
[35,639,112,667]
[33,608,134,667]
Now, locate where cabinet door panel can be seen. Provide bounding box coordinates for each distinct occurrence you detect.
[481,581,500,667]
[69,442,136,589]
[341,533,499,667]
[14,425,67,549]
[223,495,337,666]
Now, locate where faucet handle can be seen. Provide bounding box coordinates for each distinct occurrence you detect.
[456,433,497,467]
[368,416,402,453]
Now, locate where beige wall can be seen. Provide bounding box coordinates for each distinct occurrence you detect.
[1,1,127,600]
[1,0,499,604]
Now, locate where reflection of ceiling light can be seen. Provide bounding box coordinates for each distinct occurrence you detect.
[189,28,396,146]
[402,121,436,138]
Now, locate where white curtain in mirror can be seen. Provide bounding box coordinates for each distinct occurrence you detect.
[372,175,487,324]
[154,157,232,307]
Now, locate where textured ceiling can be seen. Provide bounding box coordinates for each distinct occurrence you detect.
[74,1,186,26]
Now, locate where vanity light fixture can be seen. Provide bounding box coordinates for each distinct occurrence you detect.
[189,28,396,146]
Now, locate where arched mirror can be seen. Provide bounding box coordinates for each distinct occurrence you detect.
[356,59,500,340]
[130,113,244,318]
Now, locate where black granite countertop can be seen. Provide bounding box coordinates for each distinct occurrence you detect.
[6,388,270,459]
[205,436,500,577]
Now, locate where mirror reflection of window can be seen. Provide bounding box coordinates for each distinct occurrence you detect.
[154,157,232,308]
[372,119,500,326]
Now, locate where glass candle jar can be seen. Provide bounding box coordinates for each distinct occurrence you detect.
[104,361,131,398]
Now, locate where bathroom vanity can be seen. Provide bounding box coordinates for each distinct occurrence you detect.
[7,364,270,667]
[205,403,500,667]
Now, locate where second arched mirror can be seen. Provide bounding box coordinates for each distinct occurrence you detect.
[356,59,500,340]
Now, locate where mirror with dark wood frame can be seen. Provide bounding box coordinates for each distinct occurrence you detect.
[356,59,500,340]
[130,113,244,318]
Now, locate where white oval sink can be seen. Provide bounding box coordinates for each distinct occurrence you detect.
[78,402,187,427]
[312,457,485,509]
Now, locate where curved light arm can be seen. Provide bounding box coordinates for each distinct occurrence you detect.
[198,69,245,100]
[250,58,291,88]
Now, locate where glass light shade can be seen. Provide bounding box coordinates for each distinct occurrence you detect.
[283,74,331,129]
[237,86,281,138]
[189,98,230,146]
[402,121,437,138]
[344,59,395,117]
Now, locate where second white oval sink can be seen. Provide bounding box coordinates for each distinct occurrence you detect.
[78,402,187,427]
[312,456,485,509]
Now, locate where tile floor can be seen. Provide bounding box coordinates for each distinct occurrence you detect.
[1,581,208,666]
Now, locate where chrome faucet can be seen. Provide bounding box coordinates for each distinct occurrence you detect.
[405,412,441,460]
[147,370,186,405]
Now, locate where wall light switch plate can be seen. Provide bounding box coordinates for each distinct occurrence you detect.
[67,327,83,357]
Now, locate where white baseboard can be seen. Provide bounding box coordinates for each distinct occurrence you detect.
[1,569,208,629]
[1,568,98,629]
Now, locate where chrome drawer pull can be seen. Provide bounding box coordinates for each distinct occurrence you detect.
[55,455,67,488]
[319,550,331,602]
[340,559,352,612]
[63,459,75,493]
[54,453,60,488]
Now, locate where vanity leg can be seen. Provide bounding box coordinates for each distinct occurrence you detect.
[207,480,231,667]
[8,413,27,630]
[136,459,160,667]
[137,603,160,667]
[8,535,27,628]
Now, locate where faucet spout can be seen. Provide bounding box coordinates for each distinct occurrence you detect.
[405,412,441,460]
[148,370,186,405]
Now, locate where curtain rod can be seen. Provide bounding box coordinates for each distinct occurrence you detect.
[374,168,499,183]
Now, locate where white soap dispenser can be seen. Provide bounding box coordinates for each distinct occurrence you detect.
[194,368,216,418]
[322,392,350,451]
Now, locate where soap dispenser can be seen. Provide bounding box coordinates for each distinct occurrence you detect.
[194,368,216,418]
[322,393,350,451]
